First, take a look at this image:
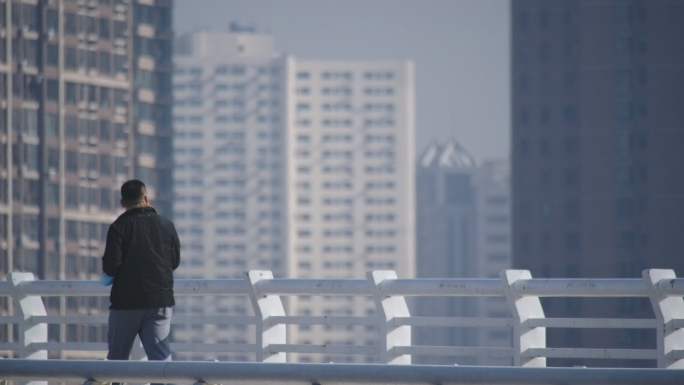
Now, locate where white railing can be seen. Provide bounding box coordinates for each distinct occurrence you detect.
[1,269,683,369]
[1,359,684,385]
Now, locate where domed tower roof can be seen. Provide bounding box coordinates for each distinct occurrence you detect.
[419,139,475,169]
[418,141,441,168]
[438,139,476,168]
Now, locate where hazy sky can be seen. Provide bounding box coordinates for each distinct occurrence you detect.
[174,0,511,162]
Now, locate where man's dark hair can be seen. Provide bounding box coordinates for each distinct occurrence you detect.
[121,180,147,204]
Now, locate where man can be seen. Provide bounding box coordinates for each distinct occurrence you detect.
[102,180,180,363]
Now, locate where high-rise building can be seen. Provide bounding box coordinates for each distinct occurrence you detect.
[285,58,416,363]
[171,28,287,361]
[172,29,416,363]
[0,0,173,356]
[511,0,684,367]
[414,141,511,366]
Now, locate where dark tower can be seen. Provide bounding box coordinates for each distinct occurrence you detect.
[511,0,684,367]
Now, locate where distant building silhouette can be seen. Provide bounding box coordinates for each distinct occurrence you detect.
[511,0,684,367]
[414,140,511,365]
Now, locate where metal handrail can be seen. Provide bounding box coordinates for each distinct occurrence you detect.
[2,270,683,369]
[2,277,683,297]
[0,359,683,385]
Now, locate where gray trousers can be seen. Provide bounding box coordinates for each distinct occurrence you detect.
[107,307,172,361]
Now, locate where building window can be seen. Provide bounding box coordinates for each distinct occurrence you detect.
[564,136,580,156]
[539,9,550,30]
[563,9,578,27]
[518,233,530,252]
[487,196,507,206]
[564,169,580,187]
[64,117,77,138]
[616,165,635,186]
[539,42,551,62]
[518,170,530,189]
[563,42,579,61]
[616,37,635,58]
[540,202,551,219]
[565,233,581,252]
[616,101,634,123]
[65,186,78,207]
[564,106,580,125]
[99,52,110,74]
[65,83,77,104]
[114,55,127,73]
[516,43,531,63]
[539,137,550,156]
[564,72,579,93]
[65,13,76,35]
[539,170,551,189]
[540,233,552,252]
[445,174,471,205]
[45,80,58,101]
[99,18,110,39]
[24,144,39,172]
[617,231,634,251]
[616,198,634,219]
[615,70,632,91]
[100,189,111,210]
[100,154,111,175]
[518,106,529,125]
[616,131,635,155]
[63,48,75,70]
[65,151,78,173]
[44,114,58,137]
[565,200,580,220]
[517,11,529,31]
[99,87,110,108]
[518,138,529,158]
[114,20,126,39]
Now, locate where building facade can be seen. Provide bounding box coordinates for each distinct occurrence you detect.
[172,29,416,363]
[285,58,416,363]
[414,141,511,366]
[171,28,287,361]
[0,0,172,356]
[511,0,684,367]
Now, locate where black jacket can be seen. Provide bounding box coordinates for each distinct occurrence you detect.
[102,206,181,309]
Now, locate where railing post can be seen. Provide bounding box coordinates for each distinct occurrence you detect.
[500,270,546,367]
[367,270,411,364]
[244,270,286,362]
[642,269,684,369]
[8,272,47,385]
[8,272,48,360]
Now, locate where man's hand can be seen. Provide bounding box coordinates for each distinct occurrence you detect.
[100,273,114,286]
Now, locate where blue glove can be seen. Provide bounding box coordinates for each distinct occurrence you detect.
[99,273,114,286]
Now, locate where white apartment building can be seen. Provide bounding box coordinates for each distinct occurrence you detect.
[285,60,416,363]
[172,28,416,363]
[415,141,511,366]
[171,28,288,361]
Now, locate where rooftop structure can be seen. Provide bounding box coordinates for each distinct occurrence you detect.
[415,141,511,365]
